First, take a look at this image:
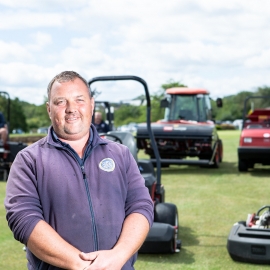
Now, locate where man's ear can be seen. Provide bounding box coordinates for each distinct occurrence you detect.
[46,102,51,119]
[91,98,95,116]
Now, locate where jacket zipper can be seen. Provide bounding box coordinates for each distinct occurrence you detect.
[81,165,98,251]
[48,138,106,252]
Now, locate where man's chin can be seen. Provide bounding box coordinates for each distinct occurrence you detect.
[57,129,89,141]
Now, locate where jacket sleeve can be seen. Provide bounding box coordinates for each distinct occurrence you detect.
[4,150,44,245]
[124,147,154,227]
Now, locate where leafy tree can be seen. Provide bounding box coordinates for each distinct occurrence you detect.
[0,95,28,132]
[212,87,270,121]
[161,79,187,90]
[10,98,28,132]
[21,99,50,131]
[114,104,143,127]
[253,86,270,109]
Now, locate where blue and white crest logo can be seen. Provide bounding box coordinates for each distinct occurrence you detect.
[99,158,115,172]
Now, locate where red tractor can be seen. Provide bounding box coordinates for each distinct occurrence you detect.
[137,87,223,168]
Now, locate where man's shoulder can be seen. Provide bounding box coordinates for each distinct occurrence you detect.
[18,136,48,155]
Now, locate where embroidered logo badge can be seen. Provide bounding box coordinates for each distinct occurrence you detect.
[99,158,115,172]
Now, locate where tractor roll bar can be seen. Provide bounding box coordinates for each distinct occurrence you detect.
[88,75,162,190]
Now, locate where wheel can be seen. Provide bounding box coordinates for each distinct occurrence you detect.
[154,203,179,253]
[238,160,248,172]
[211,150,220,168]
[218,140,223,163]
[208,147,219,168]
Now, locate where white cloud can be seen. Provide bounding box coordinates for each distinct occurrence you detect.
[0,0,89,9]
[28,32,52,51]
[244,49,270,69]
[0,10,75,30]
[0,41,32,61]
[0,0,270,105]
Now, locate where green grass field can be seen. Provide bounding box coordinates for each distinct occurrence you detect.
[1,130,270,269]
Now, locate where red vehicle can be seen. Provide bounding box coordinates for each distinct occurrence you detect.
[238,96,270,172]
[137,87,223,168]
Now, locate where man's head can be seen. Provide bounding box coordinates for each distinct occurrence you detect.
[47,71,90,101]
[94,112,103,125]
[46,71,94,141]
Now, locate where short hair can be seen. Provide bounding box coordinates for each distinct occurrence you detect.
[47,71,91,101]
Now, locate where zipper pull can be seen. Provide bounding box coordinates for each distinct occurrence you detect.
[81,166,86,179]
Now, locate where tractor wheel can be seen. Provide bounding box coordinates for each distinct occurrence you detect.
[238,160,248,172]
[218,140,223,163]
[211,150,220,168]
[208,147,220,169]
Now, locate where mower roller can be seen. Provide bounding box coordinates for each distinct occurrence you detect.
[227,205,270,264]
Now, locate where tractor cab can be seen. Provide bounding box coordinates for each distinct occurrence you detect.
[160,88,222,123]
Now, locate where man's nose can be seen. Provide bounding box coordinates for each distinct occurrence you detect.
[65,102,77,113]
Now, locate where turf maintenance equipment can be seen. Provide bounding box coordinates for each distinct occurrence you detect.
[136,87,223,168]
[88,75,181,253]
[227,205,270,264]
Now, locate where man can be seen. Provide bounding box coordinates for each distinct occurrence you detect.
[5,71,154,270]
[94,111,110,133]
[0,111,8,145]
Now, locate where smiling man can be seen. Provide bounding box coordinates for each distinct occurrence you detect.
[5,71,154,270]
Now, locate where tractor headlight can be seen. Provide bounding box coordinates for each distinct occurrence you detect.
[244,137,252,143]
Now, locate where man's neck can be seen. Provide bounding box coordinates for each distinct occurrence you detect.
[60,132,90,158]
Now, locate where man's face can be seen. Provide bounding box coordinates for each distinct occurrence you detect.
[47,78,94,141]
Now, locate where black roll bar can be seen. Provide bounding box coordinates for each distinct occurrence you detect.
[88,75,162,191]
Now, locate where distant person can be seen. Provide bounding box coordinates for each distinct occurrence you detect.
[94,111,110,133]
[0,111,8,145]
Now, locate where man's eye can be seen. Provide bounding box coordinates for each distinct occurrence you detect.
[57,100,66,105]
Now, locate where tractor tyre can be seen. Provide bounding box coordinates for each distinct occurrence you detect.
[218,140,223,163]
[211,150,220,168]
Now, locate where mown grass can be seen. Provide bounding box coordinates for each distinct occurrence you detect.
[135,130,270,270]
[0,183,26,269]
[1,130,270,269]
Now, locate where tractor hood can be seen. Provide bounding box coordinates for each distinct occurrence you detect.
[137,121,215,139]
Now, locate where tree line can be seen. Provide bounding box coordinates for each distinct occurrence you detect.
[1,84,270,133]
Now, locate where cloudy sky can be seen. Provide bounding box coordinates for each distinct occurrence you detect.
[0,0,270,105]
